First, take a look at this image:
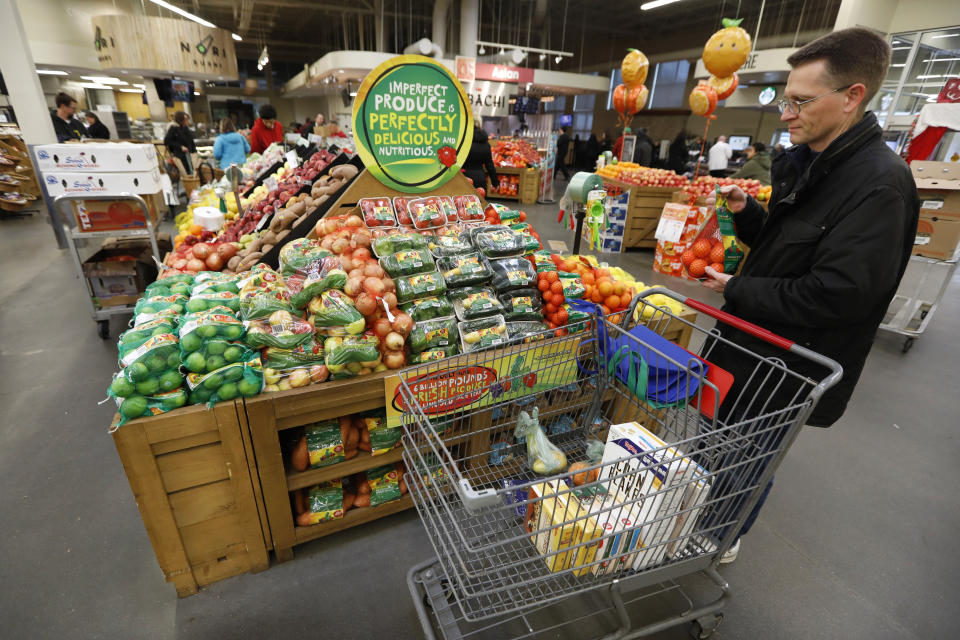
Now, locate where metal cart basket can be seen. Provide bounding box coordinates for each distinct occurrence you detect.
[399,288,842,640]
[52,193,162,339]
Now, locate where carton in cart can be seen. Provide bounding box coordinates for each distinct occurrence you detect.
[598,421,697,570]
[574,484,647,576]
[525,479,602,577]
[665,460,711,558]
[34,142,157,172]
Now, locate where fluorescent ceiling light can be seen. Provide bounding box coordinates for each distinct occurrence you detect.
[641,0,682,9]
[916,74,947,79]
[891,64,905,67]
[148,0,215,28]
[922,57,960,62]
[77,82,112,89]
[930,33,959,39]
[891,46,911,50]
[232,33,242,41]
[133,84,145,89]
[37,69,68,75]
[349,92,358,97]
[193,91,200,95]
[81,76,127,85]
[119,88,144,93]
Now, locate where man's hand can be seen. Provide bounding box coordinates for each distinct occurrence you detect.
[705,184,747,213]
[701,266,732,294]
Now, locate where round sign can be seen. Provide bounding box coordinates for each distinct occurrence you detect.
[758,86,777,106]
[352,55,473,193]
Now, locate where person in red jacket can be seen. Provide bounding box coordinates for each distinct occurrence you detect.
[249,104,283,154]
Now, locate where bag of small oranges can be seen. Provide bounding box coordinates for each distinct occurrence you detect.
[681,186,744,279]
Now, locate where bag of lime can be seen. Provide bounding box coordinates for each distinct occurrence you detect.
[181,338,255,375]
[108,372,188,426]
[244,309,315,349]
[134,293,188,317]
[191,271,242,295]
[186,355,264,405]
[179,307,246,352]
[185,290,241,313]
[118,317,179,350]
[117,332,183,392]
[144,273,194,298]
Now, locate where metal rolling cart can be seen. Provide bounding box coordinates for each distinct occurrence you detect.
[880,254,959,352]
[53,193,163,339]
[399,288,842,640]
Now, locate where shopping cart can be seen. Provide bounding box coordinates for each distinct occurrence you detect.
[399,288,842,640]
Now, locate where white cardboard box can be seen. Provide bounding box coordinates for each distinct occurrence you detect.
[41,167,163,197]
[35,142,157,172]
[598,421,696,570]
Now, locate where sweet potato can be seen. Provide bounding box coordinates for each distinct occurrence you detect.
[291,436,308,471]
[331,164,358,180]
[353,493,370,508]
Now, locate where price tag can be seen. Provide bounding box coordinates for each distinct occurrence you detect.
[295,136,309,148]
[308,134,322,145]
[264,176,278,192]
[255,213,272,232]
[655,203,690,243]
[921,199,943,210]
[286,150,299,169]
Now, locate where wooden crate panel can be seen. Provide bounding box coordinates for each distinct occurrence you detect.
[179,512,247,565]
[286,447,404,491]
[139,405,221,445]
[168,479,236,528]
[156,443,229,494]
[293,495,415,544]
[151,430,220,456]
[192,547,258,588]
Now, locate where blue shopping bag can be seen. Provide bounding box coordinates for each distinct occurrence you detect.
[569,298,707,405]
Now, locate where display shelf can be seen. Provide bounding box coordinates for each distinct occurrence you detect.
[286,446,404,491]
[71,228,151,240]
[293,495,414,544]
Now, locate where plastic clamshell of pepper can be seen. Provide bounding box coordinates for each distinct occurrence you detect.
[400,296,454,322]
[430,228,475,257]
[371,231,429,258]
[489,257,537,291]
[474,225,526,258]
[498,288,543,321]
[379,249,436,278]
[436,252,493,287]
[450,286,504,321]
[505,321,550,343]
[394,270,447,304]
[407,316,458,353]
[458,314,509,352]
[408,343,460,363]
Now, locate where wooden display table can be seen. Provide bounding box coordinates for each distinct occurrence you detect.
[488,166,541,205]
[110,401,269,597]
[601,177,683,249]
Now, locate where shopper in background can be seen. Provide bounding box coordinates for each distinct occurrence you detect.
[213,118,250,169]
[463,118,499,195]
[83,112,110,140]
[164,111,196,171]
[585,133,600,167]
[599,131,612,154]
[668,130,690,174]
[708,135,732,177]
[634,127,654,167]
[699,27,919,563]
[730,142,771,184]
[313,113,326,134]
[249,104,283,154]
[51,92,83,142]
[555,126,572,180]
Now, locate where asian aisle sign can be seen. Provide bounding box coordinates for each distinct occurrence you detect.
[352,55,473,193]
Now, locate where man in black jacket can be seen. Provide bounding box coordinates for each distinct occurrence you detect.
[698,28,919,562]
[51,92,84,142]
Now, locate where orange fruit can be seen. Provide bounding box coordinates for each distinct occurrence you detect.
[596,268,610,279]
[709,262,724,273]
[550,281,563,295]
[601,305,612,315]
[710,243,725,264]
[692,238,712,259]
[598,280,613,297]
[591,290,605,304]
[689,259,708,278]
[613,282,626,296]
[681,249,697,266]
[545,271,559,283]
[188,224,203,236]
[538,279,550,292]
[545,302,559,314]
[581,272,596,286]
[556,309,568,325]
[605,295,620,309]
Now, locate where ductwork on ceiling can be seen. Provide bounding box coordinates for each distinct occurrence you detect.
[460,0,478,57]
[402,0,450,59]
[403,37,443,58]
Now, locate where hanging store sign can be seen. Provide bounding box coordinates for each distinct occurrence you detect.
[352,55,473,193]
[91,15,238,80]
[456,56,477,83]
[758,86,777,106]
[475,63,535,85]
[464,81,510,117]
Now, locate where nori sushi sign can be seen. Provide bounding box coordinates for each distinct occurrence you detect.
[352,55,473,193]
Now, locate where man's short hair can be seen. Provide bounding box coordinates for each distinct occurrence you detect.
[55,92,76,108]
[259,104,277,120]
[753,141,766,153]
[787,27,891,111]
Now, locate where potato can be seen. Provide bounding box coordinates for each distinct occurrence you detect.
[317,194,330,204]
[240,251,263,266]
[261,243,275,253]
[227,255,241,270]
[304,196,315,208]
[318,175,330,186]
[331,164,358,180]
[269,213,286,233]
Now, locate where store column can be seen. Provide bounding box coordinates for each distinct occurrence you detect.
[833,0,898,32]
[0,0,64,246]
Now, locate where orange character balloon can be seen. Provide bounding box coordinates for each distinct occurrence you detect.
[702,18,752,78]
[621,48,649,88]
[706,73,739,100]
[612,84,629,114]
[628,85,649,115]
[689,83,718,117]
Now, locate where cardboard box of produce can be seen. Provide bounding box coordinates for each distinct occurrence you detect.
[34,142,157,172]
[82,239,164,308]
[41,167,162,197]
[911,161,960,260]
[69,193,165,233]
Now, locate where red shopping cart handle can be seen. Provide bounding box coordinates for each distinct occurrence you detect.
[682,297,795,351]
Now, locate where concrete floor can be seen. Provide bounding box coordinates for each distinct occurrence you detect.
[1,195,958,640]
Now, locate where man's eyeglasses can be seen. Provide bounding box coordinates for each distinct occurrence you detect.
[777,84,853,115]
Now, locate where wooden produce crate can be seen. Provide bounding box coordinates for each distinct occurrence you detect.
[519,167,540,205]
[488,166,522,201]
[111,401,270,597]
[601,178,682,249]
[242,371,412,562]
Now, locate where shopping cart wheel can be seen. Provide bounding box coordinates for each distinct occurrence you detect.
[422,576,456,611]
[690,613,723,639]
[901,337,914,353]
[97,320,110,340]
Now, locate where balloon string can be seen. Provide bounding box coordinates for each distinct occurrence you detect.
[688,117,714,206]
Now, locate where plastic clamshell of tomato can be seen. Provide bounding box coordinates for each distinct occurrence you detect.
[359,198,397,228]
[408,196,447,229]
[437,196,458,223]
[392,197,413,226]
[454,194,485,222]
